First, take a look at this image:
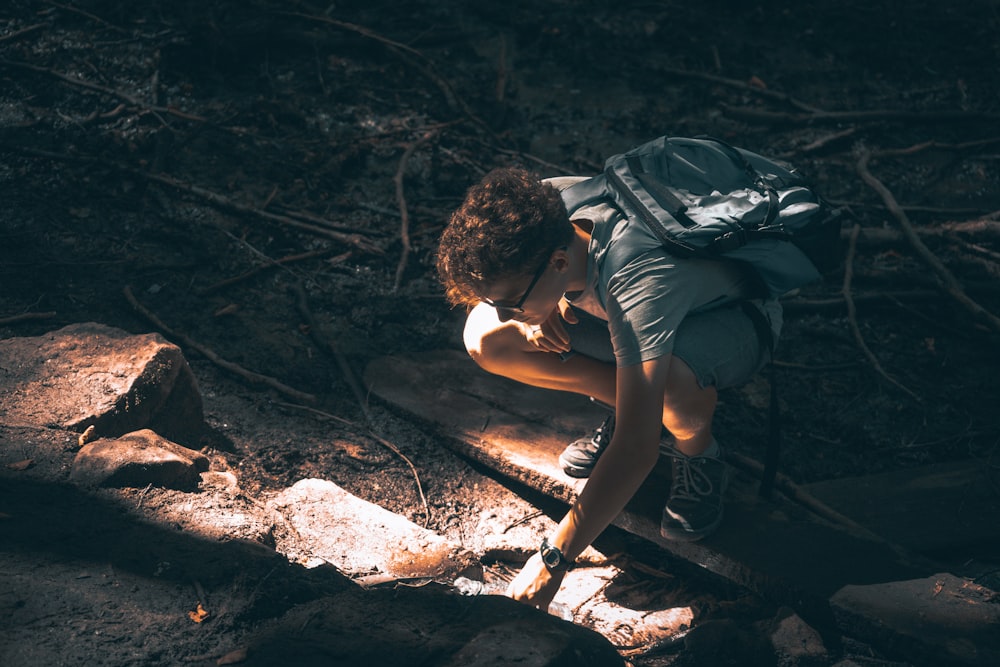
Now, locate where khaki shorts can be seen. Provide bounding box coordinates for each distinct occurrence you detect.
[562,300,781,390]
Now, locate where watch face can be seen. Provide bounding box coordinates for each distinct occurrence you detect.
[541,539,562,569]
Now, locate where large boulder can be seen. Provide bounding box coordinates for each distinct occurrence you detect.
[0,322,204,446]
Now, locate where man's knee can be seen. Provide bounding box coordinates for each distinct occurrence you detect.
[463,303,516,372]
[661,356,717,425]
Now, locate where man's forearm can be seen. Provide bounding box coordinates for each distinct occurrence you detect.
[554,433,660,560]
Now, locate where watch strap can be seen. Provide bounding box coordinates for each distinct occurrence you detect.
[540,537,571,573]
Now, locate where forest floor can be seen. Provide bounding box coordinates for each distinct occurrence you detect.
[2,1,1000,665]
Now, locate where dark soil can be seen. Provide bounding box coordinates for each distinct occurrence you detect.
[2,1,1000,665]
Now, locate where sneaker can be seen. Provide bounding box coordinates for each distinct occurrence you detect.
[559,414,615,478]
[660,447,728,541]
[559,408,675,479]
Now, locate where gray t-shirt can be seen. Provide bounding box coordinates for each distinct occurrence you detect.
[548,177,759,367]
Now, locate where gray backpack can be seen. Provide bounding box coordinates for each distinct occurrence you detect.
[561,135,842,299]
[562,135,842,498]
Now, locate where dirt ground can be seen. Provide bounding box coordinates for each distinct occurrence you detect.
[2,1,1000,665]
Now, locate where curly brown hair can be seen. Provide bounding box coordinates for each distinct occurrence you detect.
[436,168,573,307]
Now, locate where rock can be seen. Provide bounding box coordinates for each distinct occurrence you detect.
[70,429,208,490]
[768,607,828,666]
[683,619,775,667]
[242,586,624,667]
[0,322,204,446]
[200,470,240,492]
[831,573,1000,667]
[269,478,479,582]
[441,619,610,667]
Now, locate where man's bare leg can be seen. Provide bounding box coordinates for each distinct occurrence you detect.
[463,304,617,407]
[463,303,717,452]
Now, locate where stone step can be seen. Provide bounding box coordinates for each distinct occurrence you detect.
[365,350,1000,667]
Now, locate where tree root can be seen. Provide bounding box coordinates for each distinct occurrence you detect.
[856,150,1000,336]
[842,224,921,402]
[123,285,317,403]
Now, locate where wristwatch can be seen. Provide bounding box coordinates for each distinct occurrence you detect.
[540,537,571,573]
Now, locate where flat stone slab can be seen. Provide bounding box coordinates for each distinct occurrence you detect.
[0,322,204,446]
[365,350,998,666]
[831,573,1000,667]
[269,478,479,583]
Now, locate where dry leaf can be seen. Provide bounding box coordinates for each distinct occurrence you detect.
[217,647,248,665]
[78,425,97,447]
[7,459,33,471]
[213,303,239,317]
[188,603,210,623]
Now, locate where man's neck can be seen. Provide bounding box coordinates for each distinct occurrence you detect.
[565,221,593,293]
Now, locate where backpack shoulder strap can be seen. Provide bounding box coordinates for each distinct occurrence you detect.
[558,174,613,217]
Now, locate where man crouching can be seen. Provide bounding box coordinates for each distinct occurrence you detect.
[435,167,779,612]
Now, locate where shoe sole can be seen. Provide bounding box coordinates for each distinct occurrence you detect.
[558,455,593,478]
[659,508,724,542]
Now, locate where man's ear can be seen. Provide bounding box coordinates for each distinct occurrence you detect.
[551,247,570,272]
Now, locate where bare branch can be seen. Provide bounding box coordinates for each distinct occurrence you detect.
[856,150,1000,335]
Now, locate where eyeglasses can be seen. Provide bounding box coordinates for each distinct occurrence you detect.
[481,252,553,321]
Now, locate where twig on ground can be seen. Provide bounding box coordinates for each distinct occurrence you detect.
[43,1,130,34]
[0,311,56,326]
[0,23,45,43]
[123,285,317,403]
[393,130,439,291]
[271,205,382,235]
[502,510,544,533]
[290,282,370,420]
[627,561,676,580]
[884,295,975,339]
[842,220,1000,244]
[0,58,179,128]
[870,136,1000,158]
[278,11,495,139]
[0,145,376,253]
[781,128,858,157]
[948,235,1000,263]
[841,224,921,402]
[773,360,860,372]
[652,64,823,113]
[199,249,349,295]
[136,170,383,254]
[841,225,920,403]
[782,284,1000,314]
[856,150,1000,335]
[724,105,1000,125]
[492,145,588,174]
[274,401,431,526]
[277,11,459,110]
[827,199,986,218]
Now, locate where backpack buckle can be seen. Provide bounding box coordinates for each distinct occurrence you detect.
[711,229,747,253]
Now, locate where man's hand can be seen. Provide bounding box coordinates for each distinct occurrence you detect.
[506,552,566,612]
[521,297,578,354]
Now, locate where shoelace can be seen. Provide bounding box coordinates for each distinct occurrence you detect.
[666,450,715,501]
[585,415,615,455]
